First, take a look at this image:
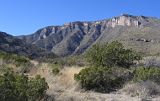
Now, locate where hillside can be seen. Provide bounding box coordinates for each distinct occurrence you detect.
[18,14,160,56]
[0,31,55,59]
[1,41,160,101]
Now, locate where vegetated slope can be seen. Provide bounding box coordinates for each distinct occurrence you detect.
[18,14,160,56]
[0,51,33,73]
[1,49,160,101]
[0,31,55,59]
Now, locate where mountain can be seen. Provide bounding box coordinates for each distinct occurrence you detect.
[18,14,160,56]
[0,31,56,58]
[11,14,160,56]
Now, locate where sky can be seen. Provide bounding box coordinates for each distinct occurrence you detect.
[0,0,160,36]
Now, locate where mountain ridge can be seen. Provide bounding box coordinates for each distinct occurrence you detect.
[1,14,160,57]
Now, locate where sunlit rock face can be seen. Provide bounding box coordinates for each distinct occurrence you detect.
[107,14,140,27]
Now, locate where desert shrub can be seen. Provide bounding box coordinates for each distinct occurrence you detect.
[133,67,160,84]
[85,41,141,68]
[14,56,32,73]
[51,63,62,75]
[14,55,30,67]
[74,67,131,93]
[0,52,31,66]
[52,67,60,75]
[0,70,48,101]
[0,52,32,73]
[27,75,49,101]
[0,65,13,74]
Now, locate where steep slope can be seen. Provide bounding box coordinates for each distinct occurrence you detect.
[18,14,160,56]
[0,31,55,58]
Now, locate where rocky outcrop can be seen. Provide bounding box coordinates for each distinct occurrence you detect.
[107,14,140,27]
[136,38,154,43]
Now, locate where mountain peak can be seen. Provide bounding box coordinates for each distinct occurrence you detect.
[120,14,136,17]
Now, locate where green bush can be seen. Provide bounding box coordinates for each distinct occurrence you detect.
[74,41,143,93]
[27,75,49,101]
[85,41,142,68]
[50,63,61,75]
[0,52,32,73]
[0,70,48,101]
[0,65,13,74]
[0,52,31,66]
[14,55,31,67]
[52,67,60,75]
[74,67,129,93]
[133,67,160,83]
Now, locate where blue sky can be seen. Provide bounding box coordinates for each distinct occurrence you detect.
[0,0,160,36]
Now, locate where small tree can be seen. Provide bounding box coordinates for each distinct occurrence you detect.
[85,41,141,68]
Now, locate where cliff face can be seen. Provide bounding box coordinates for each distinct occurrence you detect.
[18,14,160,56]
[107,15,140,27]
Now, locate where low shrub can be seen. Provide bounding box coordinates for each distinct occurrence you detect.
[0,70,48,101]
[0,65,13,74]
[0,52,31,66]
[133,67,160,84]
[51,64,62,75]
[0,52,32,73]
[14,55,30,67]
[74,67,130,93]
[52,67,60,75]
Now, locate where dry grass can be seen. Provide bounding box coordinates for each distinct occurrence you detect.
[32,65,139,101]
[57,67,83,89]
[120,81,160,100]
[29,63,160,101]
[139,56,160,67]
